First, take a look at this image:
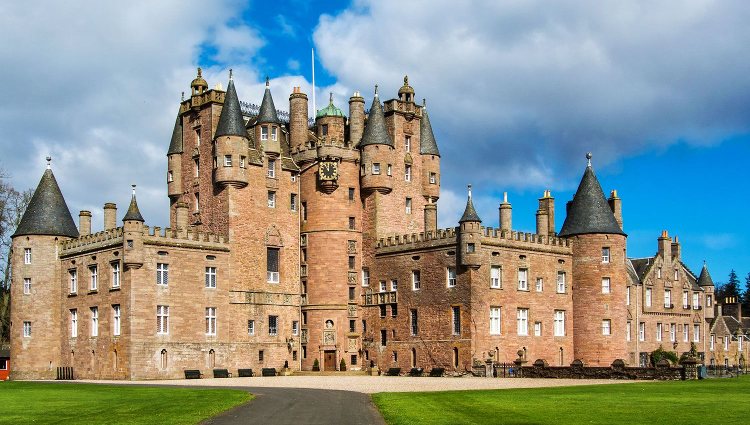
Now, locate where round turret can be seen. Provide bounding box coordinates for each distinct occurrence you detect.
[289,87,309,151]
[315,93,346,143]
[398,75,415,103]
[458,185,482,268]
[348,92,365,146]
[213,77,249,188]
[167,115,184,198]
[419,100,440,200]
[359,87,394,194]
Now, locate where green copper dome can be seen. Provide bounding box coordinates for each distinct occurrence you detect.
[316,93,346,119]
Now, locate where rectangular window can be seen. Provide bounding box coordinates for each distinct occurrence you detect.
[517,309,528,336]
[292,320,299,335]
[157,305,169,334]
[267,248,280,283]
[349,320,356,332]
[362,268,370,287]
[195,193,200,212]
[261,125,269,140]
[491,266,502,288]
[626,286,631,305]
[379,280,387,292]
[447,267,457,287]
[693,324,700,342]
[391,304,397,317]
[674,269,679,280]
[70,309,78,338]
[372,163,381,175]
[404,165,411,181]
[90,307,99,337]
[724,336,729,351]
[710,334,715,350]
[670,323,676,342]
[349,217,356,230]
[405,198,412,214]
[321,124,328,136]
[194,158,199,177]
[248,320,255,335]
[602,319,611,336]
[24,248,31,264]
[168,170,174,182]
[267,159,275,178]
[601,277,610,294]
[113,305,121,336]
[390,279,398,291]
[206,307,217,336]
[268,315,278,336]
[557,272,566,293]
[23,321,31,338]
[290,193,297,211]
[381,329,387,346]
[602,247,610,263]
[348,256,355,270]
[535,277,543,292]
[534,322,542,337]
[707,295,713,307]
[466,243,475,253]
[379,305,386,318]
[656,323,663,341]
[387,164,392,176]
[90,265,98,291]
[23,278,31,295]
[683,324,689,342]
[693,293,700,309]
[657,267,662,279]
[405,136,411,151]
[664,289,672,308]
[645,288,652,307]
[627,321,632,341]
[259,350,264,362]
[348,187,355,201]
[224,155,232,167]
[518,269,528,291]
[683,291,689,308]
[429,172,436,184]
[240,156,246,168]
[554,311,565,336]
[271,126,278,141]
[349,287,355,301]
[205,266,217,288]
[639,322,645,341]
[156,263,169,286]
[195,128,201,146]
[412,270,421,290]
[452,306,461,335]
[302,202,307,220]
[267,191,276,208]
[406,309,417,336]
[70,270,77,294]
[111,262,120,288]
[490,307,501,335]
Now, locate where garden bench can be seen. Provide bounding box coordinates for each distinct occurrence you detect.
[213,369,232,378]
[238,368,254,377]
[408,367,424,377]
[385,367,401,376]
[261,368,277,377]
[184,370,203,379]
[428,368,445,377]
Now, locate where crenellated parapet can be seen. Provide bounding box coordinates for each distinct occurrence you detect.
[291,137,361,165]
[144,225,230,250]
[60,228,124,257]
[376,227,457,254]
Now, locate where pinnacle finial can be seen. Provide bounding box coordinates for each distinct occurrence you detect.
[374,84,379,97]
[131,184,136,196]
[329,92,333,104]
[229,68,233,81]
[46,156,52,169]
[404,75,409,85]
[422,98,426,108]
[197,67,202,77]
[468,184,473,199]
[181,91,185,101]
[265,76,270,87]
[586,152,592,167]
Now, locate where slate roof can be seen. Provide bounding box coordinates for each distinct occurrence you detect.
[559,161,625,237]
[359,92,393,147]
[214,80,247,138]
[13,169,78,238]
[698,263,715,287]
[257,80,281,124]
[122,192,145,222]
[419,104,440,156]
[167,115,183,155]
[459,189,482,223]
[629,258,652,282]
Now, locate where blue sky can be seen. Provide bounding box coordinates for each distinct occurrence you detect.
[1,0,748,285]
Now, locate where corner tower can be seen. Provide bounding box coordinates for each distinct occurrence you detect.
[213,75,249,189]
[559,153,627,366]
[458,185,482,268]
[420,99,440,232]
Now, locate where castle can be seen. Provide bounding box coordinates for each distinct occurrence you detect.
[10,69,741,380]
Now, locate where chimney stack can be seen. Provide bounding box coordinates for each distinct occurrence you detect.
[79,210,92,236]
[608,190,623,230]
[103,203,117,231]
[499,192,512,232]
[657,230,671,264]
[671,236,681,261]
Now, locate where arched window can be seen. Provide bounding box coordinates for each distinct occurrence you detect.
[208,349,215,368]
[161,349,168,370]
[559,347,564,366]
[452,347,459,369]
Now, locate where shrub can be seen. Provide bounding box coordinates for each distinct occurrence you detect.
[340,358,347,371]
[312,359,320,371]
[651,345,679,366]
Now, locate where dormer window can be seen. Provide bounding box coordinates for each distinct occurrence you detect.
[261,125,269,140]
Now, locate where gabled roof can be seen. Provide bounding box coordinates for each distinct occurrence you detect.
[419,103,440,156]
[215,79,247,138]
[459,186,482,223]
[257,79,281,124]
[559,157,625,237]
[122,190,145,222]
[698,263,715,287]
[629,258,652,282]
[359,90,393,148]
[167,115,183,155]
[13,168,78,238]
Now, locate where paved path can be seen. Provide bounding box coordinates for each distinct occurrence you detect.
[202,387,385,425]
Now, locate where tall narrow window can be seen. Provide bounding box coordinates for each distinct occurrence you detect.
[429,172,436,184]
[646,288,652,307]
[517,309,528,336]
[412,270,421,290]
[362,268,370,287]
[627,321,632,341]
[206,307,217,336]
[626,286,631,305]
[23,278,31,295]
[321,124,328,136]
[664,289,672,308]
[693,293,700,309]
[111,262,120,288]
[267,248,280,283]
[639,322,645,341]
[683,291,689,308]
[554,311,565,336]
[348,256,355,270]
[261,125,269,140]
[535,277,543,292]
[601,277,610,294]
[69,270,77,294]
[348,187,355,200]
[70,309,78,338]
[405,198,412,214]
[248,320,255,335]
[452,306,461,335]
[194,158,199,177]
[557,272,566,293]
[23,321,31,337]
[490,307,501,335]
[156,263,169,286]
[157,305,169,334]
[684,324,689,342]
[490,266,501,288]
[268,315,278,336]
[267,191,276,208]
[518,269,528,291]
[290,194,297,211]
[205,267,217,288]
[602,247,610,263]
[534,322,542,336]
[656,323,663,341]
[447,267,456,287]
[24,248,31,264]
[90,307,99,337]
[271,126,278,141]
[224,155,232,167]
[90,265,98,291]
[387,164,392,176]
[404,165,412,181]
[670,323,676,342]
[349,217,356,229]
[404,136,411,151]
[267,159,276,178]
[240,156,246,168]
[113,305,121,336]
[292,320,299,335]
[602,319,611,336]
[372,163,381,175]
[379,280,386,292]
[410,309,418,335]
[391,279,398,291]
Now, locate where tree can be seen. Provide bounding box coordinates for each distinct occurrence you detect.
[722,269,741,303]
[743,272,750,310]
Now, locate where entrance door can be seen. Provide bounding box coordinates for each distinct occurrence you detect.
[324,351,336,371]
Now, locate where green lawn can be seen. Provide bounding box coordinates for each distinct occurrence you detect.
[372,377,750,425]
[0,382,251,424]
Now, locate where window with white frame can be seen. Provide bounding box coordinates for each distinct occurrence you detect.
[683,324,689,342]
[271,126,278,141]
[90,307,99,337]
[90,265,98,291]
[23,321,31,337]
[657,267,662,279]
[452,306,461,335]
[379,280,387,292]
[739,335,743,351]
[645,288,652,307]
[517,308,528,336]
[261,125,269,140]
[554,310,565,336]
[70,309,78,338]
[267,159,276,178]
[429,172,436,184]
[491,266,501,288]
[372,163,381,175]
[490,307,501,335]
[69,269,77,294]
[411,309,419,335]
[206,307,217,335]
[693,324,700,342]
[693,293,700,309]
[248,320,255,335]
[267,248,280,283]
[23,278,31,295]
[205,266,217,288]
[412,270,421,290]
[601,277,610,294]
[724,336,729,351]
[391,279,398,291]
[670,323,676,342]
[557,272,566,293]
[626,286,631,305]
[404,165,411,181]
[447,267,457,287]
[168,170,174,182]
[292,320,299,335]
[194,158,200,176]
[157,305,169,334]
[664,289,672,308]
[268,315,278,336]
[24,248,31,264]
[683,291,689,308]
[535,277,543,292]
[602,319,611,336]
[224,155,232,167]
[627,321,632,341]
[534,322,542,336]
[710,334,715,350]
[656,323,663,341]
[111,262,120,288]
[290,194,297,211]
[518,269,528,291]
[405,136,411,151]
[387,164,392,176]
[113,305,121,336]
[240,156,246,168]
[405,198,412,214]
[156,263,169,286]
[639,322,645,341]
[267,191,276,208]
[674,269,679,280]
[602,247,610,263]
[362,268,370,287]
[707,295,713,307]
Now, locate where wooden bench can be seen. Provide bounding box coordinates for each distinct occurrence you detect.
[261,368,277,377]
[385,367,401,376]
[238,368,254,377]
[428,368,445,377]
[184,370,203,379]
[213,369,232,378]
[408,367,424,377]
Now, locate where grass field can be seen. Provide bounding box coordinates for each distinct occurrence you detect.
[0,382,251,424]
[372,377,750,425]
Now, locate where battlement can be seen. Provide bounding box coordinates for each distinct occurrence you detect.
[481,227,570,248]
[376,227,458,254]
[60,227,124,255]
[291,136,361,163]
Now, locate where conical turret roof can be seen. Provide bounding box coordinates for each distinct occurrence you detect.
[359,87,393,147]
[459,185,482,223]
[214,79,247,138]
[698,263,715,287]
[419,101,440,156]
[167,114,183,155]
[257,77,281,124]
[122,187,145,222]
[13,167,78,238]
[559,154,625,237]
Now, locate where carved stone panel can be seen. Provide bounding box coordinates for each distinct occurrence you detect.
[347,338,357,352]
[347,240,357,254]
[348,272,357,285]
[348,304,357,317]
[323,330,335,345]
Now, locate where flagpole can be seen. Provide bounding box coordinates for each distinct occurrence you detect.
[311,48,316,115]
